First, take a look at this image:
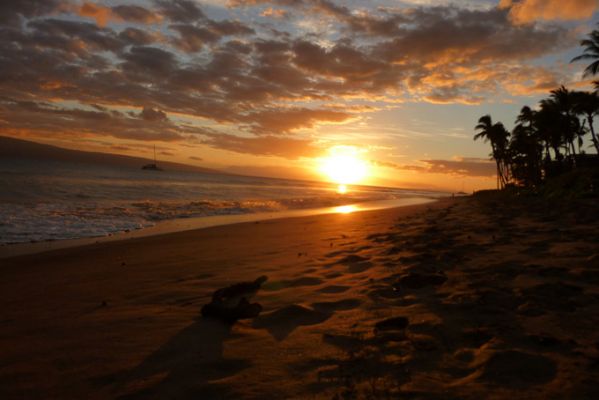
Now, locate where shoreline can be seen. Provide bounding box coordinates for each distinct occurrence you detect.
[0,196,439,259]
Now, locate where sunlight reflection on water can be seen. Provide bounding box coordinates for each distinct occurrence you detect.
[333,205,358,214]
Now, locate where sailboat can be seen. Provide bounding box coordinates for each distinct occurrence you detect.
[142,145,163,171]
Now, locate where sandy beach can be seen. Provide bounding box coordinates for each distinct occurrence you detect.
[1,195,599,399]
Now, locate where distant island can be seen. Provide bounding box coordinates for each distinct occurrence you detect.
[0,136,219,175]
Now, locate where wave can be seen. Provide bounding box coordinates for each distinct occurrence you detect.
[0,190,443,244]
[0,160,446,244]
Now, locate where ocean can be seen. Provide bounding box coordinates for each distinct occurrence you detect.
[0,158,446,244]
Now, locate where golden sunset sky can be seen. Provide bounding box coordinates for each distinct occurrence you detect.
[2,0,598,191]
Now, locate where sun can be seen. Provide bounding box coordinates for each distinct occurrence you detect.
[319,146,368,188]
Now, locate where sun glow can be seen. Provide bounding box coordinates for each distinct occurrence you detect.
[319,146,369,187]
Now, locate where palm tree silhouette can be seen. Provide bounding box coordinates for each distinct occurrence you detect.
[571,28,599,77]
[474,115,510,189]
[539,98,568,161]
[572,91,599,154]
[549,86,577,157]
[510,123,543,186]
[516,106,535,128]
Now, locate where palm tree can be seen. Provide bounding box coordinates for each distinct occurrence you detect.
[572,90,599,154]
[511,106,543,185]
[510,123,543,186]
[474,115,510,189]
[516,105,535,128]
[571,28,599,77]
[537,99,564,161]
[549,86,577,157]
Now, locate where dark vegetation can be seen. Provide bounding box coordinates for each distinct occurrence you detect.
[474,26,599,196]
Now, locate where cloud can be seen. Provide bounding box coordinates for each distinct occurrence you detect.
[78,3,161,26]
[110,145,133,151]
[189,155,203,161]
[500,0,599,23]
[140,107,168,121]
[111,5,162,24]
[154,0,206,23]
[376,157,496,177]
[118,27,161,46]
[0,0,582,161]
[0,97,184,142]
[261,7,288,18]
[121,46,179,78]
[27,18,125,52]
[169,20,253,52]
[0,0,65,26]
[242,108,352,133]
[200,133,321,158]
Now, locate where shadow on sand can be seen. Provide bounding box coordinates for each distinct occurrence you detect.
[113,318,249,399]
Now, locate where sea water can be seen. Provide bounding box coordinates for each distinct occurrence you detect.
[0,158,445,244]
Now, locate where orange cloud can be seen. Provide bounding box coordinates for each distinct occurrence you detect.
[374,158,496,178]
[78,2,162,26]
[500,0,599,23]
[261,7,287,18]
[79,3,111,27]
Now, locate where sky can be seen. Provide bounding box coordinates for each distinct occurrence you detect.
[1,0,598,191]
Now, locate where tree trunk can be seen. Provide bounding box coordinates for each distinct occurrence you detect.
[588,115,599,154]
[496,162,501,189]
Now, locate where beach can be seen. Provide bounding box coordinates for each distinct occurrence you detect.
[1,195,599,399]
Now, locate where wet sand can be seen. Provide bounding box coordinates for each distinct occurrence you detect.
[1,195,599,399]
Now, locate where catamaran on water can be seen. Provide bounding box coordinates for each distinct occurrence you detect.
[142,145,163,171]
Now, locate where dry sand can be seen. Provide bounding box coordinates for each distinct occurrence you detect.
[1,195,599,399]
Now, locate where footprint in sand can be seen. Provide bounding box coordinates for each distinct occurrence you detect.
[253,299,361,341]
[477,350,557,387]
[520,282,583,312]
[262,276,323,291]
[311,298,361,313]
[334,254,374,273]
[317,285,350,294]
[252,304,331,340]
